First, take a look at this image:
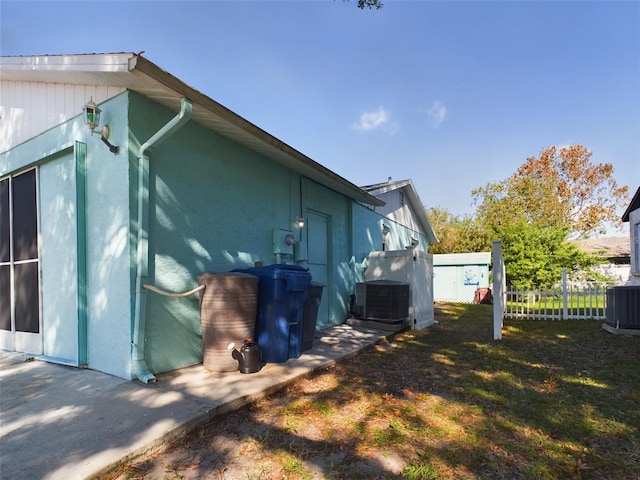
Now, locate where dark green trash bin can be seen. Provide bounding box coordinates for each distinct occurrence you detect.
[301,282,324,352]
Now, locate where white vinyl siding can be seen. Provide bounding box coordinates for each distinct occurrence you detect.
[0,80,124,152]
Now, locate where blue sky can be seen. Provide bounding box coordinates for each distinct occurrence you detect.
[2,0,639,225]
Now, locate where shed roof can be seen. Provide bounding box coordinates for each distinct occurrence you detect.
[0,52,384,207]
[361,178,438,243]
[433,252,492,266]
[572,236,630,259]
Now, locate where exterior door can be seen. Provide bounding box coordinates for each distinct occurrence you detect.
[0,169,42,354]
[306,211,330,327]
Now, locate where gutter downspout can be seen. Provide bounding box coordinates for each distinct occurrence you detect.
[133,98,192,383]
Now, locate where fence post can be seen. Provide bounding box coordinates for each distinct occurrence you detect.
[562,268,568,320]
[492,240,504,340]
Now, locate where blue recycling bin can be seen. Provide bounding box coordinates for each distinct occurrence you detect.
[238,264,312,363]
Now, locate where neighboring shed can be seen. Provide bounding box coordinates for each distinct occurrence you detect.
[433,252,491,303]
[0,52,433,382]
[572,236,630,285]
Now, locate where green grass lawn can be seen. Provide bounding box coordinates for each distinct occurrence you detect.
[113,302,639,480]
[391,303,639,479]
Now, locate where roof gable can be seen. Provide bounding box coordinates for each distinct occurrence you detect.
[361,178,438,243]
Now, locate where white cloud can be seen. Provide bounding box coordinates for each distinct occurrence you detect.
[426,101,447,128]
[352,106,390,131]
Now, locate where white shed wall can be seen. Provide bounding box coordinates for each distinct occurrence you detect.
[373,190,423,235]
[629,208,640,286]
[365,249,435,329]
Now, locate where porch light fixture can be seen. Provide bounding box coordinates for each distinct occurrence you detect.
[82,98,119,154]
[82,98,101,133]
[295,216,305,228]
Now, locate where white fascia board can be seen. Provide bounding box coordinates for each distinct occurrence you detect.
[0,53,134,73]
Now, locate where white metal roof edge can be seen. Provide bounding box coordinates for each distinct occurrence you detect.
[0,52,134,72]
[361,178,412,196]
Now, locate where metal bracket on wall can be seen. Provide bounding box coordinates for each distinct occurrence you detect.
[273,229,295,255]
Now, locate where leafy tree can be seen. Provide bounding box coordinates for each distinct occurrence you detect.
[473,145,629,239]
[338,0,383,9]
[356,0,383,9]
[496,222,598,289]
[429,146,624,287]
[426,207,490,254]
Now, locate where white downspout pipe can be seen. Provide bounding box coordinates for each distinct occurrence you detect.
[133,98,192,383]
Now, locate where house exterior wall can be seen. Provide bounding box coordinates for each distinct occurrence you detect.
[370,189,423,235]
[39,150,81,364]
[129,93,303,372]
[299,178,351,327]
[629,207,640,286]
[0,92,133,379]
[86,94,132,378]
[2,85,435,380]
[131,94,434,375]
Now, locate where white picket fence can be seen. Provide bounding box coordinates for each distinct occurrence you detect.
[504,269,608,321]
[505,286,607,320]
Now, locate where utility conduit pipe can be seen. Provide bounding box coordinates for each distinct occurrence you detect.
[142,283,204,298]
[133,98,192,383]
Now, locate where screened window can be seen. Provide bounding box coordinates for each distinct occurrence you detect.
[0,169,40,336]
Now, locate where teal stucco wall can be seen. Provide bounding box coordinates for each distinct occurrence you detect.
[299,178,351,327]
[2,89,435,380]
[129,93,302,373]
[129,93,431,374]
[1,93,133,379]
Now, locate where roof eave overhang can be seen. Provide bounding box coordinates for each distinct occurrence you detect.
[405,185,439,243]
[1,53,384,207]
[621,186,640,222]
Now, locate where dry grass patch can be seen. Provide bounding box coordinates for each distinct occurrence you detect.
[108,302,639,480]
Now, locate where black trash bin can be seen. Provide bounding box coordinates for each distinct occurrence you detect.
[301,282,324,352]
